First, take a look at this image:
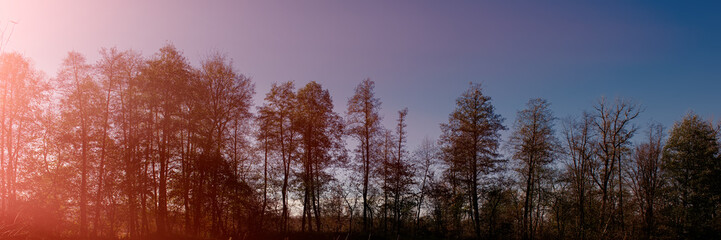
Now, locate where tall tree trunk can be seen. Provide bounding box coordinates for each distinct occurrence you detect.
[618,152,625,237]
[280,121,289,233]
[524,164,534,240]
[0,79,7,218]
[362,144,369,232]
[471,167,481,238]
[471,143,481,239]
[182,132,190,235]
[261,136,268,231]
[313,159,322,231]
[80,112,88,238]
[94,82,112,237]
[157,113,169,235]
[415,165,429,232]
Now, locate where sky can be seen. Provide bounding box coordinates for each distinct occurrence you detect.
[1,0,720,151]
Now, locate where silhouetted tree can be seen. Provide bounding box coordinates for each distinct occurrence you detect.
[196,52,254,236]
[591,97,639,239]
[257,81,298,233]
[56,51,101,238]
[140,44,193,235]
[5,44,721,240]
[346,78,382,233]
[384,108,413,235]
[562,112,596,240]
[295,81,345,232]
[111,48,145,238]
[629,123,664,240]
[413,137,439,232]
[439,83,505,238]
[662,113,721,239]
[92,47,125,237]
[0,52,47,221]
[508,98,558,240]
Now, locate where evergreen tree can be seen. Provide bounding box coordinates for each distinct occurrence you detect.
[662,113,721,239]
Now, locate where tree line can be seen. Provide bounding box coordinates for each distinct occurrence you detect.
[0,45,720,240]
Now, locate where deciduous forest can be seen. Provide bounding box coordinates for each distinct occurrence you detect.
[0,45,720,240]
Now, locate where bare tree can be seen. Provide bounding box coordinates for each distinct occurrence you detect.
[56,51,101,238]
[385,108,413,234]
[591,97,640,238]
[92,47,125,237]
[508,98,558,240]
[196,52,254,235]
[0,52,46,220]
[346,78,382,232]
[439,83,505,238]
[113,49,144,238]
[295,81,345,232]
[413,137,439,231]
[141,44,193,235]
[629,123,664,240]
[258,81,297,233]
[562,112,595,240]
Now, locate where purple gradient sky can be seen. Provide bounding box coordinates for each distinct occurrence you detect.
[2,0,720,149]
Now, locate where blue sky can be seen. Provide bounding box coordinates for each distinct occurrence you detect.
[1,0,720,149]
